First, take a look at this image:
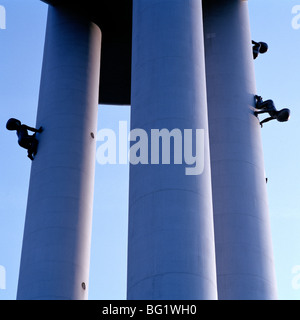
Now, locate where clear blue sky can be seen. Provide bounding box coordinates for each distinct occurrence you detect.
[0,0,299,300]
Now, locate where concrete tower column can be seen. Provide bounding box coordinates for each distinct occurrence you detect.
[17,6,101,300]
[127,0,218,300]
[203,0,277,299]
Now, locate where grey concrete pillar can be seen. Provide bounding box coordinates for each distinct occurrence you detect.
[127,0,218,300]
[203,0,277,300]
[17,6,101,300]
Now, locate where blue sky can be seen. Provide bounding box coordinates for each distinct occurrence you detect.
[0,0,299,300]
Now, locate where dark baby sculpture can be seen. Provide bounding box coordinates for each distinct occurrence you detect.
[6,118,43,160]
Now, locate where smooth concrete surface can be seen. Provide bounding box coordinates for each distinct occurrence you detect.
[41,0,132,105]
[127,0,218,300]
[17,6,101,300]
[203,0,277,300]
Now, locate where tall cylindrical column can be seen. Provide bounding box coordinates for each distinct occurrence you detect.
[127,0,217,300]
[17,6,101,300]
[203,0,277,299]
